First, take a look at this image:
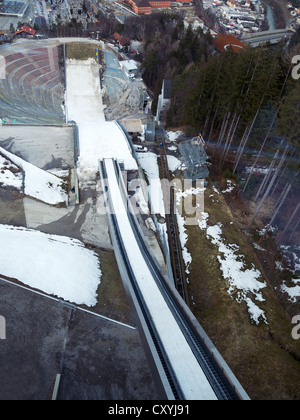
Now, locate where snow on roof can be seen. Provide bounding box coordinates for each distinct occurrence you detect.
[120,59,138,71]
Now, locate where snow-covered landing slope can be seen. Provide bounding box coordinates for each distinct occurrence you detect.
[65,58,137,187]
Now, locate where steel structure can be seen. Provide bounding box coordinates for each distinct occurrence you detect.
[156,127,189,304]
[178,134,209,180]
[99,157,250,401]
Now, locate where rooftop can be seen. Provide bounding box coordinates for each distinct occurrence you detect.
[163,79,172,100]
[15,25,36,36]
[178,135,209,180]
[212,34,246,52]
[120,60,138,71]
[121,119,143,133]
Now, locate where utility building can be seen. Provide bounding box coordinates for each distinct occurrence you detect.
[120,60,138,78]
[178,134,209,180]
[156,79,172,124]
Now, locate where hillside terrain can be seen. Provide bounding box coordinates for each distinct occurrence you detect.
[0,9,299,399]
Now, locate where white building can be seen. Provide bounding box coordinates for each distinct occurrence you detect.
[156,79,172,124]
[120,60,138,78]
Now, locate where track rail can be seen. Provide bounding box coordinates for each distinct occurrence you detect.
[99,158,183,400]
[156,127,189,304]
[99,157,249,401]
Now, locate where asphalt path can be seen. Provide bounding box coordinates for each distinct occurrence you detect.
[0,278,159,400]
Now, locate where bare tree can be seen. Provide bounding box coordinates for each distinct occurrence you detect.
[253,150,278,203]
[280,201,300,241]
[263,182,292,237]
[248,150,280,228]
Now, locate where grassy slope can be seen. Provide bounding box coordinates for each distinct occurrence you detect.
[185,178,300,400]
[66,42,100,61]
[84,248,135,327]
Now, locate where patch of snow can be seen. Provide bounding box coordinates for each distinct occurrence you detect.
[245,297,267,325]
[281,278,300,303]
[0,147,67,205]
[245,165,274,175]
[167,155,181,172]
[198,212,209,230]
[280,245,300,273]
[168,145,177,152]
[212,186,220,195]
[138,152,165,217]
[133,185,150,215]
[222,180,235,194]
[176,212,192,274]
[47,168,69,178]
[258,224,277,236]
[175,187,206,275]
[176,186,205,206]
[166,130,183,143]
[0,224,101,306]
[0,154,23,190]
[198,213,268,324]
[253,243,266,252]
[275,261,285,271]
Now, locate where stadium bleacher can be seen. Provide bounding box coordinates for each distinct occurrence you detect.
[0,45,65,124]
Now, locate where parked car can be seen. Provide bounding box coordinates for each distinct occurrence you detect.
[133,144,148,153]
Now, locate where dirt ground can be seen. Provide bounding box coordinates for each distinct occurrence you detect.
[185,178,300,400]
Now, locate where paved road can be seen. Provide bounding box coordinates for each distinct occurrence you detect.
[242,31,293,45]
[0,279,159,400]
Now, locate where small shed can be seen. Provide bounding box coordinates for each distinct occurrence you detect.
[145,121,156,142]
[178,134,209,180]
[15,25,36,37]
[156,79,172,124]
[120,60,138,77]
[121,119,144,135]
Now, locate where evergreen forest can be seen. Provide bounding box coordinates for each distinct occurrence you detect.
[88,9,299,255]
[123,12,300,249]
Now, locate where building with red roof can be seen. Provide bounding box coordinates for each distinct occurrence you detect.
[15,26,36,37]
[123,0,172,14]
[212,34,246,53]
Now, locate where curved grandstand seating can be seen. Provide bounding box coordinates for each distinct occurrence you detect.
[103,52,130,105]
[0,46,65,124]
